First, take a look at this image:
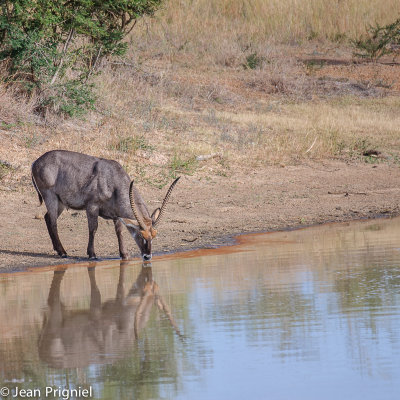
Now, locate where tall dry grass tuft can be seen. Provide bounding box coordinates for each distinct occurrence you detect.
[0,85,38,127]
[132,0,400,64]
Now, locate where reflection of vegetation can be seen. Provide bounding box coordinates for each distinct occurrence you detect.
[332,261,400,375]
[101,334,178,400]
[334,263,400,319]
[197,219,400,370]
[364,224,383,232]
[207,283,319,360]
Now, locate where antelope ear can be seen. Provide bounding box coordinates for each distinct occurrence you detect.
[119,217,139,228]
[151,208,161,223]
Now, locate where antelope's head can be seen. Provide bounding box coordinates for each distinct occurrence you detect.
[120,177,180,261]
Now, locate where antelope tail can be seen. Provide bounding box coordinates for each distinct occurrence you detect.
[31,172,43,206]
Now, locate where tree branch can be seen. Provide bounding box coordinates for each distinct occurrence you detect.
[50,28,74,85]
[125,19,138,35]
[85,45,102,83]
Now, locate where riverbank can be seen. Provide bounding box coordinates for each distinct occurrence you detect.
[1,18,400,270]
[1,158,399,270]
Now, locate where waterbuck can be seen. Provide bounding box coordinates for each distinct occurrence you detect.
[31,150,180,260]
[39,262,181,368]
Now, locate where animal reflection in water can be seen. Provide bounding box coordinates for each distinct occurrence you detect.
[38,262,180,369]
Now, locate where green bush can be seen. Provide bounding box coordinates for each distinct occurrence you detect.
[0,0,163,116]
[169,154,197,178]
[243,52,264,70]
[352,18,400,61]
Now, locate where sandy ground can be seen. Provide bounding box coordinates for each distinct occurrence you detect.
[0,159,399,271]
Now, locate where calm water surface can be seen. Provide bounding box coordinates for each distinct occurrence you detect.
[1,218,400,400]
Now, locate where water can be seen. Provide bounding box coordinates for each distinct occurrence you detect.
[1,217,400,400]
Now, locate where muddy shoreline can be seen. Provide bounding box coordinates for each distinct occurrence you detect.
[2,211,399,274]
[1,159,399,272]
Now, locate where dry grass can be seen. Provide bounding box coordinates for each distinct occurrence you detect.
[0,87,37,127]
[212,97,400,164]
[132,0,400,65]
[1,0,400,188]
[89,55,400,168]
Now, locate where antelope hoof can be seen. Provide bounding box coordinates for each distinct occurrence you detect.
[59,252,68,258]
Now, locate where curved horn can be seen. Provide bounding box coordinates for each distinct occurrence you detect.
[129,181,147,231]
[153,177,180,227]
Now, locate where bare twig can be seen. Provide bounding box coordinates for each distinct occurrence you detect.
[182,237,198,242]
[196,153,222,161]
[328,191,367,195]
[108,61,137,68]
[85,45,103,83]
[305,136,317,153]
[50,29,74,85]
[125,19,138,35]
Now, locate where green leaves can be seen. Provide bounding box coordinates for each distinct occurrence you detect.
[352,18,400,61]
[0,0,163,116]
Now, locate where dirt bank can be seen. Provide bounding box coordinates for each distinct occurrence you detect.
[1,159,399,270]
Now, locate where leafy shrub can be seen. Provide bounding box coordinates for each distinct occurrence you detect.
[0,160,14,181]
[0,0,163,116]
[111,136,155,153]
[352,18,400,61]
[169,154,197,177]
[243,52,264,70]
